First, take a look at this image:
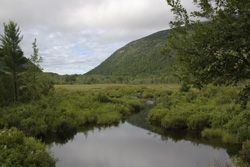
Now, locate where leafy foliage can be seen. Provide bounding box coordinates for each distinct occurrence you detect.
[166,0,250,104]
[241,140,250,164]
[148,85,250,144]
[0,127,56,167]
[25,38,43,100]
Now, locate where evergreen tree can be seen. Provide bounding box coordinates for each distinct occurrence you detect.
[28,38,43,100]
[0,21,27,102]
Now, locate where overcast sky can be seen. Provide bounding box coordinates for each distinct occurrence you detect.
[0,0,195,75]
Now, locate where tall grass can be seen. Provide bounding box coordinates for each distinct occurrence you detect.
[148,84,250,144]
[0,85,145,137]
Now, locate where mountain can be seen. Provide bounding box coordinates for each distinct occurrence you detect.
[86,29,176,77]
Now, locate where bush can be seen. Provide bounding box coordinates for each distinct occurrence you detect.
[180,83,190,92]
[211,111,230,129]
[201,128,236,144]
[202,128,224,138]
[114,96,142,112]
[237,125,250,143]
[241,140,250,164]
[0,128,56,167]
[161,114,188,129]
[185,91,198,102]
[202,85,218,98]
[148,108,169,124]
[95,104,122,125]
[187,112,211,130]
[225,110,250,142]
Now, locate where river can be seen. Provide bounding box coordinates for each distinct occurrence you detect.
[49,105,239,167]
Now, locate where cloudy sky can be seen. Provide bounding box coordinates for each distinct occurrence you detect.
[0,0,195,75]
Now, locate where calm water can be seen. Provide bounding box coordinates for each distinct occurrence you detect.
[49,106,238,167]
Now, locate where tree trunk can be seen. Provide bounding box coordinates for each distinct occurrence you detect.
[14,80,18,102]
[14,70,18,102]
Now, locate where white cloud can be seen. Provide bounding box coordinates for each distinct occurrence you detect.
[0,0,195,74]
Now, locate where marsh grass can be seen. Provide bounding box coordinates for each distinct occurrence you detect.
[1,84,162,137]
[148,84,250,144]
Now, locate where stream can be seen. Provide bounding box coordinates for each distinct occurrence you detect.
[49,105,240,167]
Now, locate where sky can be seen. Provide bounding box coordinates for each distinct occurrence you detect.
[0,0,196,75]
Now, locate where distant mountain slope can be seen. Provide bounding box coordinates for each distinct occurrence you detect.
[86,29,176,77]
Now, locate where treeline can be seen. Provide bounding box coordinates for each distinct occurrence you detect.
[46,73,180,85]
[0,21,53,106]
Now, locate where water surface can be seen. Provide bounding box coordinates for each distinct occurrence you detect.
[50,121,233,167]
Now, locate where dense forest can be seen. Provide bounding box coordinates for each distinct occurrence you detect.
[45,73,180,85]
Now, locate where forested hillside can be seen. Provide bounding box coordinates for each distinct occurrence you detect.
[87,30,176,77]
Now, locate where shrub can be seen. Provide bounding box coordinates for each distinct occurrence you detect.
[95,104,121,125]
[148,108,169,124]
[94,92,111,103]
[211,111,230,129]
[241,140,250,164]
[180,83,190,92]
[225,110,250,142]
[161,114,188,129]
[187,112,211,130]
[202,85,218,98]
[0,128,56,167]
[237,125,250,143]
[185,91,198,102]
[201,128,236,144]
[202,128,224,138]
[222,133,237,144]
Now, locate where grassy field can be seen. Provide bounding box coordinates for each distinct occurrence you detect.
[54,84,181,92]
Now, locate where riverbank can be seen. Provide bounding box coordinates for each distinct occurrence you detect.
[1,84,249,166]
[148,84,250,165]
[0,84,146,166]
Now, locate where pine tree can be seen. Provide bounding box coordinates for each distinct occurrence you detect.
[28,38,43,100]
[0,21,27,102]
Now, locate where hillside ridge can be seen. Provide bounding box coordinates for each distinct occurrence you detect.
[87,29,176,77]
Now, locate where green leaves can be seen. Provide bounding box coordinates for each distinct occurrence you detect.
[0,128,56,167]
[166,0,250,94]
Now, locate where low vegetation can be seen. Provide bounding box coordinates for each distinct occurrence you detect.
[0,127,56,167]
[0,85,143,137]
[148,84,250,165]
[0,84,146,166]
[1,0,250,164]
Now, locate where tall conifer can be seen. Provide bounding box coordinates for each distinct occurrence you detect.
[0,21,27,102]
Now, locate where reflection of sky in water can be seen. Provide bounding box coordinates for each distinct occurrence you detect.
[50,122,230,167]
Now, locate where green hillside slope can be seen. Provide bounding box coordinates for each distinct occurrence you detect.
[86,29,176,77]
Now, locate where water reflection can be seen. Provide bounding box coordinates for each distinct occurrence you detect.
[50,122,232,167]
[49,105,241,167]
[127,105,240,156]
